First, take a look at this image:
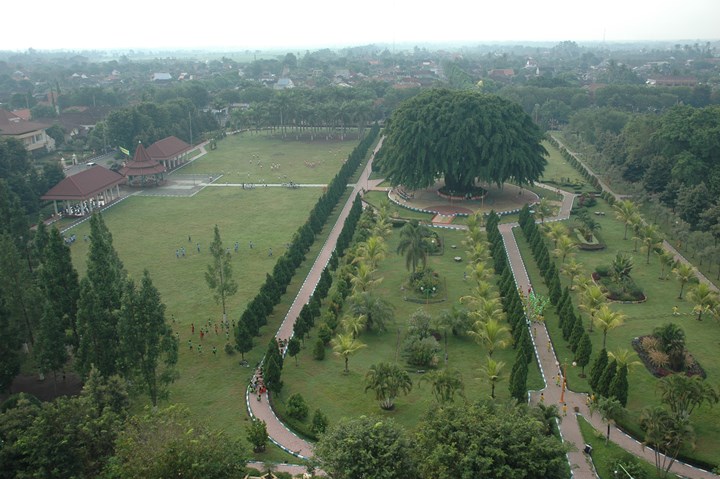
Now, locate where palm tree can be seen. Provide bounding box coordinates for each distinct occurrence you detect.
[629,213,644,252]
[467,261,494,285]
[341,313,367,338]
[613,199,638,240]
[372,218,393,239]
[396,220,430,274]
[465,241,491,266]
[537,198,555,223]
[657,374,720,418]
[654,323,686,372]
[460,282,499,308]
[545,222,568,248]
[553,235,578,264]
[608,348,642,373]
[466,296,505,324]
[640,405,695,478]
[580,285,606,333]
[657,250,676,280]
[348,291,394,332]
[364,362,413,410]
[468,318,511,357]
[419,368,465,404]
[331,333,367,373]
[355,236,387,270]
[672,262,696,299]
[478,356,506,399]
[686,283,718,321]
[593,304,625,349]
[561,259,583,289]
[437,305,471,337]
[641,225,662,264]
[533,403,562,436]
[591,396,624,444]
[349,262,382,293]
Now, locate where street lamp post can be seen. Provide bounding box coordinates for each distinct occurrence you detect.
[558,359,576,404]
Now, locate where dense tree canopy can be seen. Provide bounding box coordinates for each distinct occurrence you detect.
[414,401,568,478]
[378,89,547,193]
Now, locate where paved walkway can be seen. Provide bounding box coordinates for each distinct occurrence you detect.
[246,138,384,461]
[500,185,719,478]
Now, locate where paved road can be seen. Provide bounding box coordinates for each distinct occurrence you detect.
[246,138,384,461]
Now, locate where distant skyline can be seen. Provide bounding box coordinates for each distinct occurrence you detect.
[4,0,718,52]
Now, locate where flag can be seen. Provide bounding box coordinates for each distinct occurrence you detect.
[119,146,130,156]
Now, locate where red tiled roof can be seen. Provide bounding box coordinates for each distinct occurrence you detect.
[0,109,50,136]
[146,136,192,160]
[119,143,166,176]
[42,165,125,201]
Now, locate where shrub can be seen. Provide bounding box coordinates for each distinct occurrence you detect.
[403,335,441,368]
[224,343,236,355]
[318,323,333,344]
[313,338,326,360]
[311,409,329,435]
[286,393,309,421]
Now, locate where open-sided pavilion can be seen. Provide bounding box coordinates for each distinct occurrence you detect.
[42,165,124,217]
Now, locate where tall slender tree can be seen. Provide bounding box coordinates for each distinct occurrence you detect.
[76,213,126,378]
[205,225,238,325]
[118,270,179,406]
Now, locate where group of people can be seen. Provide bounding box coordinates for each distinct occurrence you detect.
[61,198,106,217]
[250,369,267,400]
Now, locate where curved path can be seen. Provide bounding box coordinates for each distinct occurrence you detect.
[246,138,384,461]
[500,188,719,478]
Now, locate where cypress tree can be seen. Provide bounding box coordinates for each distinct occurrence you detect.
[589,349,609,391]
[562,308,576,341]
[235,315,254,359]
[597,360,617,397]
[569,315,585,352]
[509,350,529,402]
[312,338,326,360]
[574,332,592,377]
[263,354,283,393]
[609,364,629,407]
[519,326,534,365]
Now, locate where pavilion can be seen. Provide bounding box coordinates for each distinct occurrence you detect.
[146,136,193,170]
[42,165,125,217]
[119,142,167,187]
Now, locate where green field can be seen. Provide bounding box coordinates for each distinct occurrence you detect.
[186,133,356,184]
[64,134,362,461]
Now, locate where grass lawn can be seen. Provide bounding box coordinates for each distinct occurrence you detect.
[187,132,358,184]
[63,134,366,461]
[577,416,660,479]
[540,140,594,193]
[277,228,544,434]
[516,197,720,468]
[362,191,435,222]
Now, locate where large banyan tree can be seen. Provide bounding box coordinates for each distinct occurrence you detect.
[378,89,547,194]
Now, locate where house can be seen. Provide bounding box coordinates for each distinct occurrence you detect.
[0,109,55,153]
[488,69,515,81]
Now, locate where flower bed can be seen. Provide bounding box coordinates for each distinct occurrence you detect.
[591,272,646,303]
[632,336,706,379]
[437,185,487,201]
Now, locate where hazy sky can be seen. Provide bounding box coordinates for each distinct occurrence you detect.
[5,0,718,51]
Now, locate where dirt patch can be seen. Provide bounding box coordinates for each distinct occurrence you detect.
[1,372,83,403]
